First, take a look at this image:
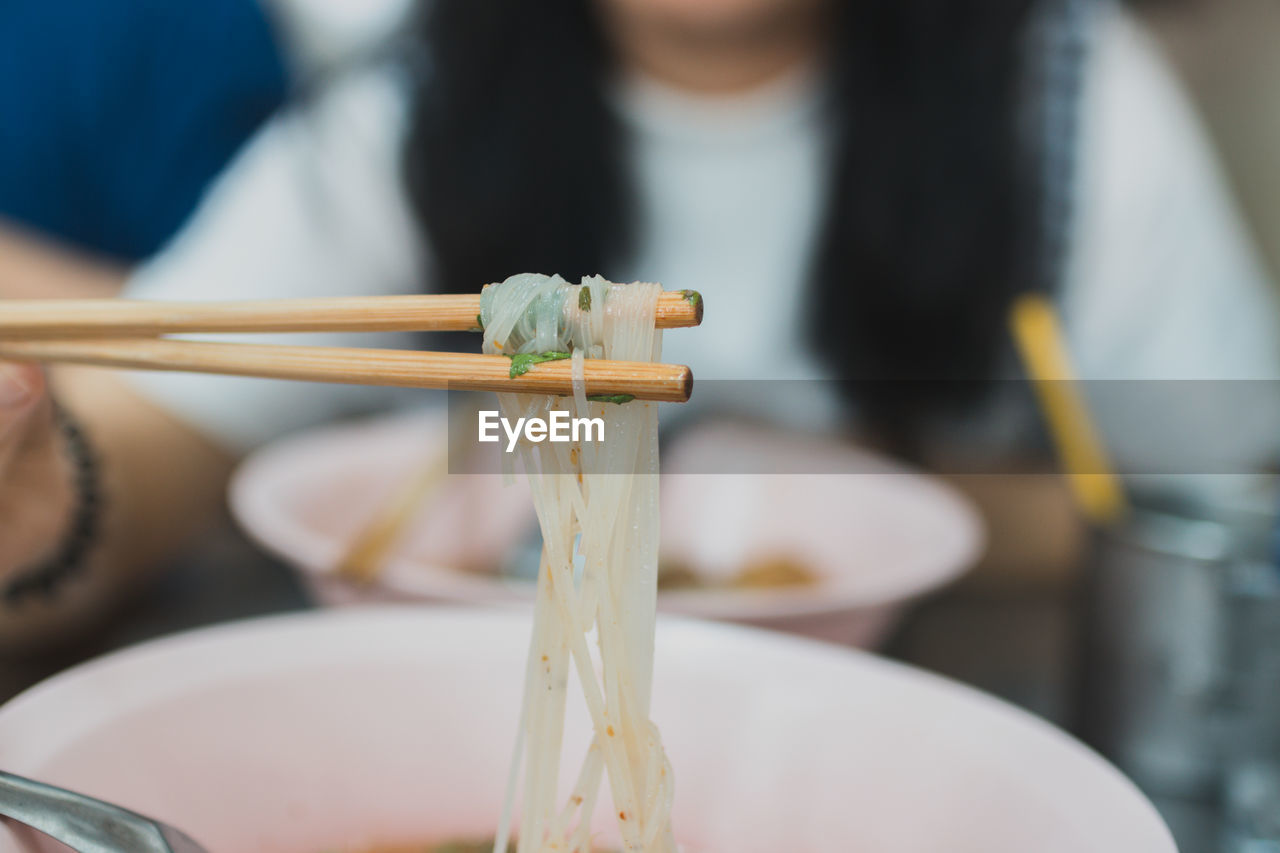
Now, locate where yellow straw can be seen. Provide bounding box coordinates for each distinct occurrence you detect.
[1009,293,1128,526]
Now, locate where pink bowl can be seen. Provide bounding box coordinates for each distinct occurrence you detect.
[0,607,1172,853]
[230,413,984,647]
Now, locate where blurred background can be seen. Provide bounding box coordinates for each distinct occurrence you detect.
[1141,0,1280,286]
[2,1,1280,852]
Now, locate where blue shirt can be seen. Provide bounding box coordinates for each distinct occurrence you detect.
[0,0,288,260]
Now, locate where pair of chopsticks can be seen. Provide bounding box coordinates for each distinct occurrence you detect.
[0,291,703,402]
[1009,293,1128,526]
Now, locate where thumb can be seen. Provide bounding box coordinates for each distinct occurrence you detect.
[0,363,45,471]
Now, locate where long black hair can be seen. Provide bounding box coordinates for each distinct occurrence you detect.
[405,0,1059,437]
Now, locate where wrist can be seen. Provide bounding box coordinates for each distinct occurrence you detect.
[3,404,103,605]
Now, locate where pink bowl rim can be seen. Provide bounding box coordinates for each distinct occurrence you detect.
[0,604,1173,853]
[229,412,986,621]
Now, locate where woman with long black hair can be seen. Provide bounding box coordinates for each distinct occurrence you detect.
[1,0,1276,641]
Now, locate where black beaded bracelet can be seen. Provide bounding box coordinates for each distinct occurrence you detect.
[3,405,103,605]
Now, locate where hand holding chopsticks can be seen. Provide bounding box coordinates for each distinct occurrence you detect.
[0,290,702,403]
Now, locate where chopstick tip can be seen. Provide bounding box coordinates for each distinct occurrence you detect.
[679,290,704,327]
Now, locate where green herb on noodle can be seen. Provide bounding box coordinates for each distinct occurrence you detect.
[506,351,572,378]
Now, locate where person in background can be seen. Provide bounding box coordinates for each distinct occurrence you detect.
[1,0,1277,647]
[0,0,408,648]
[0,0,290,298]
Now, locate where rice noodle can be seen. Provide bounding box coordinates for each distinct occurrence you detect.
[482,274,675,853]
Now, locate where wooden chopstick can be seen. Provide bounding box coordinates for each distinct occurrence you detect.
[0,291,704,338]
[0,338,693,403]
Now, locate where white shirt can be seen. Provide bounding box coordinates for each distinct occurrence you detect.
[257,0,414,80]
[125,5,1280,479]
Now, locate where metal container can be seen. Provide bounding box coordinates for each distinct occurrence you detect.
[1221,556,1280,852]
[1078,477,1280,850]
[1079,503,1236,800]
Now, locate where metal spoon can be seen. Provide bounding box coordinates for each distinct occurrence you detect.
[0,770,208,852]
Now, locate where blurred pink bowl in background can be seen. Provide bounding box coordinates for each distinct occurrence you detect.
[0,607,1173,853]
[230,412,984,647]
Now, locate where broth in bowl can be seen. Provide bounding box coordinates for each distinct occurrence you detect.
[353,844,616,852]
[353,844,507,853]
[657,555,818,591]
